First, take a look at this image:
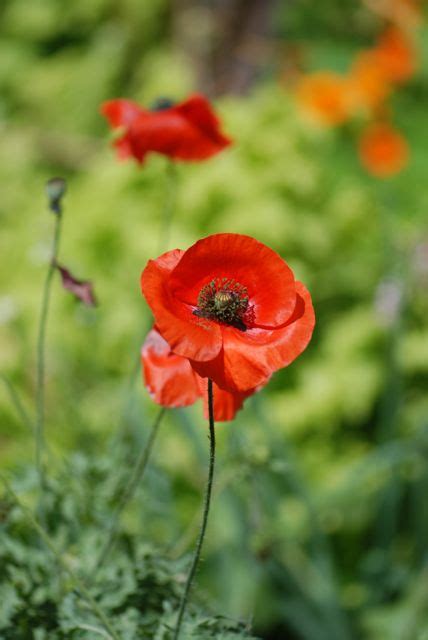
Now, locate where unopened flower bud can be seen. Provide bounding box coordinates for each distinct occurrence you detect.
[46,177,67,214]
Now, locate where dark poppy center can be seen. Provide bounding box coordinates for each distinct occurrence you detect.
[150,97,175,111]
[193,278,249,331]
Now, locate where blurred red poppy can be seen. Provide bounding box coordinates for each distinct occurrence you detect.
[101,94,232,163]
[296,71,355,126]
[141,234,315,394]
[358,122,409,177]
[141,328,255,421]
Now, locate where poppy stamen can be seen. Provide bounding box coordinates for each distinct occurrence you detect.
[194,278,249,331]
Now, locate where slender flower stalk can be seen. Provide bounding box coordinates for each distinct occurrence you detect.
[94,407,166,572]
[1,374,33,433]
[173,379,216,640]
[35,179,66,490]
[0,474,121,640]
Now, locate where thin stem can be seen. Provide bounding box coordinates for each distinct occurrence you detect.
[1,374,33,432]
[94,407,166,573]
[35,212,63,489]
[168,466,245,560]
[157,160,178,255]
[0,474,121,640]
[173,379,216,640]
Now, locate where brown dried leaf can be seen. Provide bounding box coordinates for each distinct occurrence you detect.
[55,262,97,307]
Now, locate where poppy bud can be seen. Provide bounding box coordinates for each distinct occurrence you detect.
[46,177,67,214]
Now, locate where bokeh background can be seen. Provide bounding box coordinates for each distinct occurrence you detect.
[1,1,428,638]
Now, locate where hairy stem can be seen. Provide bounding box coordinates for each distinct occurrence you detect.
[0,474,121,640]
[35,212,62,490]
[173,379,216,640]
[95,407,166,572]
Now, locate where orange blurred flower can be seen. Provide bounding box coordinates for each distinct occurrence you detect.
[296,71,355,126]
[350,51,392,111]
[372,26,417,84]
[363,0,422,29]
[358,122,409,177]
[349,27,416,112]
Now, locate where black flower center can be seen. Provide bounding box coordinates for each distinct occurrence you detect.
[193,278,249,331]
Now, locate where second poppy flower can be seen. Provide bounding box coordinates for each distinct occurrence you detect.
[101,94,232,164]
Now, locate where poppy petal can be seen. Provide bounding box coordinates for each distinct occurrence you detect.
[223,282,315,390]
[195,376,248,422]
[141,329,200,407]
[175,94,233,148]
[168,233,297,328]
[128,110,228,162]
[141,250,223,362]
[190,282,314,392]
[100,99,144,128]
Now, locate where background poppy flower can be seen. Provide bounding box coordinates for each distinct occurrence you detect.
[101,94,232,164]
[371,27,416,85]
[141,328,255,421]
[141,234,315,394]
[349,52,393,112]
[363,0,422,29]
[296,71,355,126]
[358,122,409,177]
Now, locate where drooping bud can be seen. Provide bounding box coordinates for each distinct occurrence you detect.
[46,177,67,214]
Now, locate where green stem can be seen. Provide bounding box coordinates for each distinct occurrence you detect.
[1,374,33,432]
[173,379,216,640]
[35,212,62,489]
[0,474,121,640]
[157,160,178,254]
[94,407,166,572]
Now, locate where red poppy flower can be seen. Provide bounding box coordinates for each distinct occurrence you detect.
[358,122,409,177]
[101,94,232,164]
[141,234,315,394]
[141,328,256,421]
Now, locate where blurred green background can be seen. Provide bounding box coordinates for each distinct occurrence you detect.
[1,1,428,638]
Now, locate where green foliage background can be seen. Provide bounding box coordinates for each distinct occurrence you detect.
[1,1,428,638]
